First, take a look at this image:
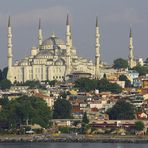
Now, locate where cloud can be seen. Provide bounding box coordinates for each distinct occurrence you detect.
[0,6,68,27]
[104,8,144,25]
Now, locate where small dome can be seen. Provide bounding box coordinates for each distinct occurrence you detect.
[42,34,65,46]
[55,59,65,66]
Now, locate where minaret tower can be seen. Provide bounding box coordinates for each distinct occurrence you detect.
[38,18,43,46]
[128,27,135,68]
[70,26,73,49]
[7,16,13,81]
[95,16,100,79]
[65,14,71,77]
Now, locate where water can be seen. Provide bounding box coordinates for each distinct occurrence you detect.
[0,143,147,148]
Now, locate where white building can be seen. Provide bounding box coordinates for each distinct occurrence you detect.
[7,15,101,83]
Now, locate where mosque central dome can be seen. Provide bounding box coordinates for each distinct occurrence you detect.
[42,33,65,46]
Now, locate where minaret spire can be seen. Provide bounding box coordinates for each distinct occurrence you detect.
[128,26,135,68]
[38,17,41,29]
[96,16,98,27]
[65,14,71,78]
[8,16,11,27]
[95,16,100,79]
[7,16,13,82]
[129,27,132,38]
[66,14,69,26]
[38,18,43,46]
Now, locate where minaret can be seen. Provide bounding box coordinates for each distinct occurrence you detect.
[128,27,135,68]
[95,16,100,79]
[70,26,73,49]
[65,14,71,77]
[38,18,43,46]
[7,16,13,81]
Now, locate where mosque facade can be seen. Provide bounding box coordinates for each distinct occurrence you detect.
[7,15,101,83]
[6,15,137,84]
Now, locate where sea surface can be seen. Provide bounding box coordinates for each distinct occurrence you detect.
[0,143,147,148]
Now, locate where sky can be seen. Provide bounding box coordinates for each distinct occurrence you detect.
[0,0,148,69]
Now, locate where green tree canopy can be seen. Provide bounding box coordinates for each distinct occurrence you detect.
[0,69,3,81]
[132,64,148,76]
[75,78,122,94]
[97,78,122,93]
[103,73,107,79]
[113,58,128,69]
[97,78,110,92]
[81,112,89,134]
[0,97,9,107]
[2,67,8,79]
[119,74,131,87]
[0,96,52,128]
[53,98,72,119]
[23,80,41,88]
[75,78,97,92]
[0,79,11,90]
[107,83,122,94]
[96,78,122,94]
[82,112,89,124]
[134,121,145,131]
[107,99,135,120]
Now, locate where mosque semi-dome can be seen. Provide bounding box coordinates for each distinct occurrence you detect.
[36,50,54,57]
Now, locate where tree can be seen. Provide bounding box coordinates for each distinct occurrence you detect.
[29,96,52,128]
[113,58,128,69]
[81,112,90,134]
[23,80,41,88]
[75,78,97,92]
[75,78,122,94]
[0,79,11,90]
[107,83,122,94]
[0,69,3,81]
[97,78,109,92]
[98,78,122,94]
[82,112,89,124]
[0,97,9,107]
[132,64,148,76]
[107,99,135,120]
[59,127,71,133]
[0,96,52,128]
[134,121,145,131]
[53,98,72,119]
[103,73,107,79]
[2,67,8,79]
[119,74,131,87]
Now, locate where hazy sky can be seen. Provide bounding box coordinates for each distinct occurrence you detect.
[0,0,148,69]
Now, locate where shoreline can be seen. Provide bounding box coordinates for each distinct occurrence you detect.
[0,135,148,143]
